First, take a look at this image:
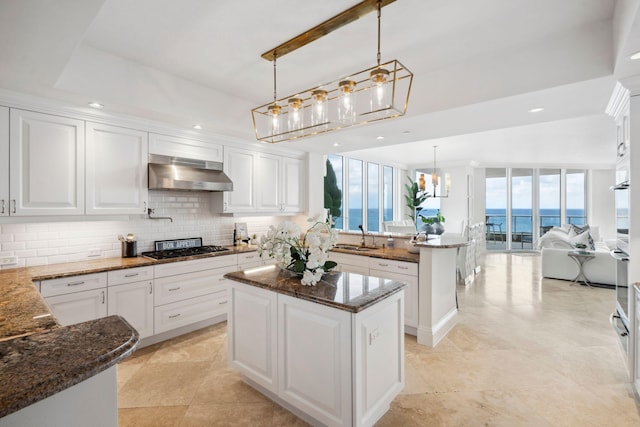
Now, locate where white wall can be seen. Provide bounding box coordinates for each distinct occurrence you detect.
[0,191,304,269]
[439,165,472,233]
[589,169,616,241]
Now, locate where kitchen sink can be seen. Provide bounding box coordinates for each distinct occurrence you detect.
[333,245,375,252]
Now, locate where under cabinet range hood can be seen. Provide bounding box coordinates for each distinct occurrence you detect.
[148,154,233,192]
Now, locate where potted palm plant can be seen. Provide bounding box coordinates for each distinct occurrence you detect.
[404,176,430,227]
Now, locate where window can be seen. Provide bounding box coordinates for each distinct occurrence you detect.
[566,169,586,225]
[367,163,380,232]
[539,169,561,233]
[485,167,588,251]
[348,158,363,231]
[327,154,343,229]
[326,155,396,232]
[383,166,393,222]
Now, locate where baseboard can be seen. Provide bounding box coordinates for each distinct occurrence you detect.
[416,307,457,347]
[138,313,227,348]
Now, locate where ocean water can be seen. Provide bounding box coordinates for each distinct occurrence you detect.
[333,209,393,231]
[485,208,586,234]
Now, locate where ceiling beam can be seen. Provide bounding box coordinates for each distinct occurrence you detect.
[260,0,396,61]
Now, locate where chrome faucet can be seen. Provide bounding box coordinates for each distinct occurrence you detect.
[358,225,366,246]
[357,225,376,247]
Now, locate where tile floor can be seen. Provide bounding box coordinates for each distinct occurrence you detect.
[117,252,640,426]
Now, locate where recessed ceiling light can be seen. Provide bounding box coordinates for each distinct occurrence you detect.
[402,130,411,134]
[333,142,340,147]
[376,135,384,140]
[192,124,202,130]
[88,102,103,109]
[528,107,544,113]
[630,51,640,60]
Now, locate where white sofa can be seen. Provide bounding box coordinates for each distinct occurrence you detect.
[539,225,616,286]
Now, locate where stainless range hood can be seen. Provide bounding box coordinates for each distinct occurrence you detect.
[148,154,233,192]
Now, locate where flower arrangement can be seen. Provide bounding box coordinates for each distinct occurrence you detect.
[257,214,339,286]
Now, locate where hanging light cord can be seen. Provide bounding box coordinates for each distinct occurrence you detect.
[272,53,278,104]
[376,0,382,67]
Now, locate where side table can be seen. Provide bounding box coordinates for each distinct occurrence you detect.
[567,251,596,287]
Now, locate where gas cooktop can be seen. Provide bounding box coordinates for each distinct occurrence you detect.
[141,238,229,260]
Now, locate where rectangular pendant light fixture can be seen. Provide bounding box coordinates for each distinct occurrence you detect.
[251,0,413,144]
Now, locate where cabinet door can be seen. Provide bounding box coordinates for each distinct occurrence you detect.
[108,280,154,338]
[9,109,85,215]
[86,122,148,215]
[149,133,223,162]
[370,268,418,329]
[281,157,304,213]
[256,153,281,212]
[278,293,352,426]
[228,281,278,393]
[0,106,7,217]
[45,288,107,326]
[223,148,255,212]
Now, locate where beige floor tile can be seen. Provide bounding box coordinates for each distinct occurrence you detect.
[179,403,276,427]
[115,253,639,426]
[119,361,211,408]
[118,406,188,427]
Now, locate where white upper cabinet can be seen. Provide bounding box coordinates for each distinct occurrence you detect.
[9,109,85,216]
[281,157,304,213]
[256,153,281,212]
[149,133,223,162]
[256,154,305,213]
[223,147,256,213]
[0,106,8,216]
[86,122,148,215]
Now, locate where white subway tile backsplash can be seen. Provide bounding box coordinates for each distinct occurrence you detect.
[2,242,26,251]
[0,190,303,267]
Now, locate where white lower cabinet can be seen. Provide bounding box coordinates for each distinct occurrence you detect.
[278,293,353,426]
[228,282,278,393]
[41,273,108,326]
[108,280,154,338]
[635,286,640,394]
[329,251,419,332]
[44,288,107,326]
[369,258,419,330]
[329,252,370,276]
[228,281,404,427]
[153,255,237,334]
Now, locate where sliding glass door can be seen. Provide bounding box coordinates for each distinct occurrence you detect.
[485,168,587,251]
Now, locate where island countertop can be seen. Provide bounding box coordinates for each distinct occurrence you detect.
[224,265,407,313]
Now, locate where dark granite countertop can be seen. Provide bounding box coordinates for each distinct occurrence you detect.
[0,246,257,418]
[330,245,420,263]
[0,315,138,418]
[224,265,407,313]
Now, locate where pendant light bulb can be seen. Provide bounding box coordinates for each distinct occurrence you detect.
[287,97,304,133]
[311,89,328,127]
[338,80,357,124]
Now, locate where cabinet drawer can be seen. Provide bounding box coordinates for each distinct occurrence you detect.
[154,254,237,278]
[108,266,153,286]
[40,272,108,297]
[368,258,418,276]
[155,270,213,306]
[154,291,226,334]
[237,251,261,264]
[328,252,370,268]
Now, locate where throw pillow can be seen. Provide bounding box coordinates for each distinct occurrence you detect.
[551,226,568,234]
[568,224,590,238]
[569,230,595,251]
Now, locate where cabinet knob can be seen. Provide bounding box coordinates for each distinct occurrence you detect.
[101,290,105,304]
[12,199,16,214]
[1,199,4,214]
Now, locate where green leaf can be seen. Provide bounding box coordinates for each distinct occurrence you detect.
[293,259,305,273]
[323,261,337,270]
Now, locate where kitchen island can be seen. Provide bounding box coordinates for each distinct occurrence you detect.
[224,266,406,427]
[414,235,470,347]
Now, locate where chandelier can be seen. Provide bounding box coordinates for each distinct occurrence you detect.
[419,146,450,198]
[251,0,413,143]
